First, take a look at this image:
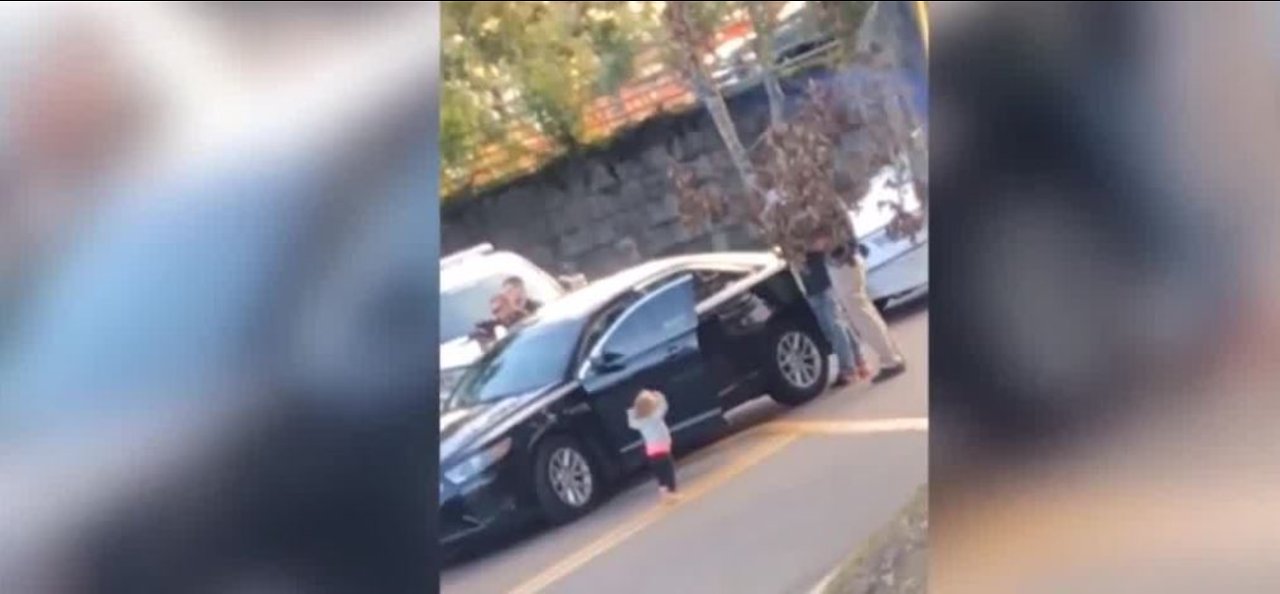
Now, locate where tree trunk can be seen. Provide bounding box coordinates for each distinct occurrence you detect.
[666,2,756,193]
[696,80,755,188]
[746,1,786,126]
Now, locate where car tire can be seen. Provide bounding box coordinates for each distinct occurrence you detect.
[766,323,829,406]
[531,434,602,525]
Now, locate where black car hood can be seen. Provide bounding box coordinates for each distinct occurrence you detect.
[439,383,566,465]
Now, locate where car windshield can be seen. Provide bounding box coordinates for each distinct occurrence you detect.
[439,264,560,343]
[447,317,582,409]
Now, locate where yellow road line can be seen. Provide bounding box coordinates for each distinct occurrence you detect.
[761,417,929,436]
[507,433,800,594]
[505,417,925,593]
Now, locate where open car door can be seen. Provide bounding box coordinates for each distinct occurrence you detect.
[581,275,726,470]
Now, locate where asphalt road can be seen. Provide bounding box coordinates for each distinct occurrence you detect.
[442,306,928,594]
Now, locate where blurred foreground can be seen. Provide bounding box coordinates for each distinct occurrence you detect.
[1,3,439,592]
[932,2,1280,592]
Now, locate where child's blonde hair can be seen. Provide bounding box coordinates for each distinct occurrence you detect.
[632,389,662,418]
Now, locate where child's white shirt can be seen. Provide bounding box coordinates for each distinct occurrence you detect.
[627,398,672,455]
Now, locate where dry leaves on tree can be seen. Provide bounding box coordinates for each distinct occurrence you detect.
[668,62,925,262]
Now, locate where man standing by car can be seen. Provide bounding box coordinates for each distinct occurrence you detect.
[801,234,865,387]
[755,169,866,387]
[829,239,907,382]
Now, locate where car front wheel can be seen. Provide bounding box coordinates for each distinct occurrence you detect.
[531,434,601,525]
[767,323,829,406]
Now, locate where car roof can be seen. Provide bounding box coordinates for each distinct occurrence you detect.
[533,251,779,324]
[440,251,552,293]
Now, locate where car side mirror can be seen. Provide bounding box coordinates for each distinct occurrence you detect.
[592,351,626,374]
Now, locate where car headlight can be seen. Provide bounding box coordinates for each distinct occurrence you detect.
[443,437,513,485]
[439,366,467,398]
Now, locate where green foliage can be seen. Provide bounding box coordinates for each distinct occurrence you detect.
[442,2,600,188]
[578,2,662,95]
[441,1,847,196]
[441,1,672,194]
[682,1,739,43]
[658,1,738,79]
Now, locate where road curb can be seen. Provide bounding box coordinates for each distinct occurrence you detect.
[808,565,842,594]
[806,484,928,594]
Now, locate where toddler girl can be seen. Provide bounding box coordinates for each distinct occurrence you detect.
[627,389,679,503]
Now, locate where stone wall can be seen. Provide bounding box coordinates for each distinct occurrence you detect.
[440,68,910,278]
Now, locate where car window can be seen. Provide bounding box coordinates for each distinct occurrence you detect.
[596,275,697,360]
[691,268,750,302]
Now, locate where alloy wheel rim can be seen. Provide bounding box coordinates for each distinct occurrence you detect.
[548,446,593,507]
[777,331,822,388]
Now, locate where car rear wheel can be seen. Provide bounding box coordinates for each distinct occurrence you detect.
[531,434,601,525]
[767,323,829,406]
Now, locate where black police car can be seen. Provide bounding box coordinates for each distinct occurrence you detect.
[440,252,832,547]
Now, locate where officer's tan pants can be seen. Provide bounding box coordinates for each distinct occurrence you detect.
[828,258,904,366]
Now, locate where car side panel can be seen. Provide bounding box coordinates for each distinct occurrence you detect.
[439,389,597,544]
[866,240,929,305]
[581,276,724,469]
[584,330,720,471]
[537,387,629,480]
[697,290,773,408]
[478,388,609,507]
